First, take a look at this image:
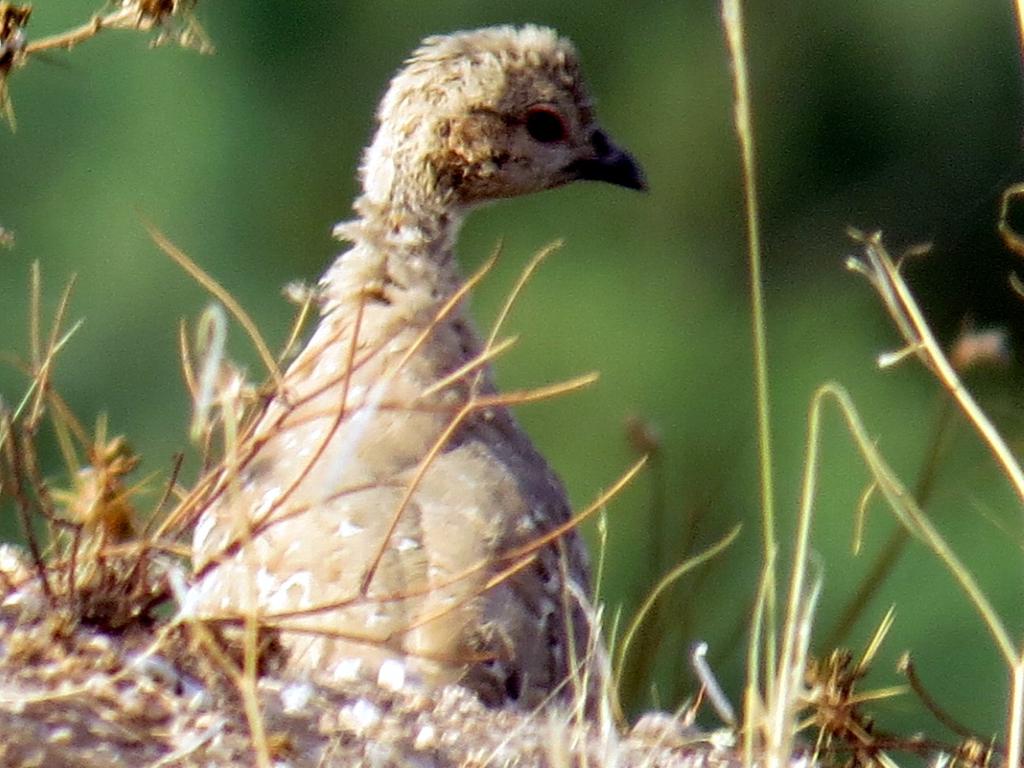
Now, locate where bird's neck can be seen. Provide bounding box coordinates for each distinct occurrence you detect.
[349,189,463,254]
[320,127,473,311]
[320,188,468,314]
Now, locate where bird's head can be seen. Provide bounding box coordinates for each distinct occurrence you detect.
[360,25,646,213]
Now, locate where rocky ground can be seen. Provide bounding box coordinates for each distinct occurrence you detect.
[0,543,739,768]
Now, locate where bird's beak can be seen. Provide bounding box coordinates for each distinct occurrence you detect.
[567,129,647,191]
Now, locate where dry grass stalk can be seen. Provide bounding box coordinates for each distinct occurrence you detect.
[845,231,1024,768]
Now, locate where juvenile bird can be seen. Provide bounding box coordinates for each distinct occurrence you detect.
[190,25,644,709]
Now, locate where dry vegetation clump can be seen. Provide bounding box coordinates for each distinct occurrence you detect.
[0,258,737,767]
[0,220,1007,768]
[1,7,724,764]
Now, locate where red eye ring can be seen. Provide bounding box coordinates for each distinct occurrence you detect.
[525,106,567,143]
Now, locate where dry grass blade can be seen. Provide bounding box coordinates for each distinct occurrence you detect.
[692,640,737,726]
[268,459,644,627]
[419,335,519,399]
[744,550,774,768]
[810,380,1019,764]
[258,296,367,539]
[499,456,647,563]
[613,525,741,698]
[748,224,1022,764]
[145,220,284,391]
[473,373,599,408]
[355,246,597,595]
[389,553,540,638]
[178,319,199,400]
[847,230,1024,508]
[846,235,1018,656]
[828,395,956,648]
[189,304,229,443]
[722,0,778,695]
[26,265,79,431]
[816,382,1014,655]
[28,259,40,383]
[483,239,560,352]
[0,409,53,600]
[761,363,836,768]
[278,283,317,362]
[898,653,977,740]
[1011,662,1024,768]
[848,229,1024,766]
[856,604,895,674]
[0,320,84,448]
[390,248,499,377]
[239,606,272,768]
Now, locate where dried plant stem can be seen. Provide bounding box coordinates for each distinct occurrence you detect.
[846,228,1024,741]
[819,378,1019,750]
[1,413,53,601]
[145,221,284,391]
[850,232,1024,507]
[612,525,741,693]
[22,3,211,57]
[722,0,778,688]
[240,609,272,768]
[23,13,109,55]
[1016,0,1024,67]
[27,266,78,431]
[826,394,955,648]
[501,456,646,562]
[1009,662,1024,768]
[744,552,772,766]
[899,654,976,739]
[483,240,559,351]
[760,383,833,768]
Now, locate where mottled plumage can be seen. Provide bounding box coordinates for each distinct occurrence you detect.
[190,25,644,708]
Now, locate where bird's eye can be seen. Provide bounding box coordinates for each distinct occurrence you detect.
[525,107,567,143]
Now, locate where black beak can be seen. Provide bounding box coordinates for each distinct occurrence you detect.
[566,129,647,191]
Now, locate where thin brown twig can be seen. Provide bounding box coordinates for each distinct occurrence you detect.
[188,297,368,581]
[356,368,601,597]
[145,221,284,391]
[357,399,475,596]
[149,453,185,526]
[0,411,53,601]
[278,286,317,363]
[247,449,636,623]
[22,2,211,57]
[898,654,979,741]
[499,457,647,563]
[483,239,556,352]
[27,269,77,431]
[391,252,500,376]
[240,296,367,551]
[154,304,387,540]
[849,230,1024,508]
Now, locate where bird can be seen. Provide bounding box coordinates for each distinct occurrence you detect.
[188,24,645,710]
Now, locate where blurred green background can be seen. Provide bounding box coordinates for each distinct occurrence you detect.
[3,0,1024,745]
